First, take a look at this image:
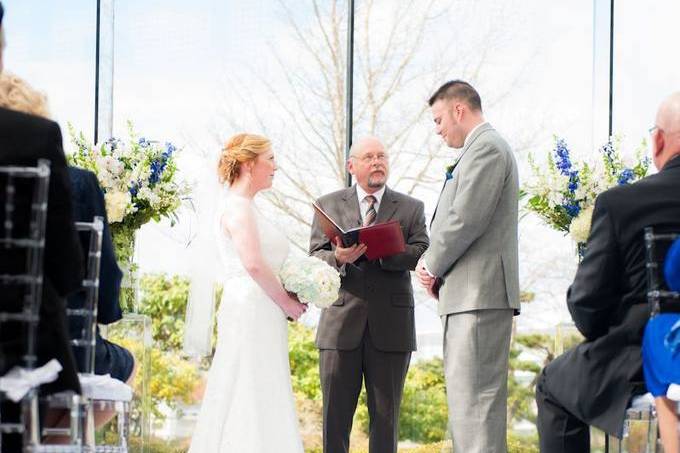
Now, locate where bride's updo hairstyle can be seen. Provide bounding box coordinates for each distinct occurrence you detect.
[218,133,271,185]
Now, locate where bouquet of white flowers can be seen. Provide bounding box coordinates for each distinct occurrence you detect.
[279,255,341,309]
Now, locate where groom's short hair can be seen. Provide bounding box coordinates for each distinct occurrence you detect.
[428,80,482,112]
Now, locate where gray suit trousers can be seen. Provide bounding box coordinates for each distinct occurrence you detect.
[443,309,514,453]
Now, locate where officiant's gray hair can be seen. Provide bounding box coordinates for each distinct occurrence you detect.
[349,136,385,159]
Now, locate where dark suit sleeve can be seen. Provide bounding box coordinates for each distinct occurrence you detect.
[45,123,84,296]
[309,198,343,271]
[567,193,622,340]
[86,172,123,324]
[380,200,429,271]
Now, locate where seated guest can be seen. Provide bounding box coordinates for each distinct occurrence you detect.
[535,92,680,453]
[67,166,136,385]
[0,70,136,432]
[0,4,84,450]
[642,238,680,453]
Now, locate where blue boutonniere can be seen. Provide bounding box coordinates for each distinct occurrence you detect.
[445,164,455,181]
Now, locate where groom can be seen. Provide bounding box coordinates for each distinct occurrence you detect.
[310,136,429,453]
[416,80,520,453]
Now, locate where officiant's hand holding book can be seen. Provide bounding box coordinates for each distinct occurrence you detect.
[313,203,406,260]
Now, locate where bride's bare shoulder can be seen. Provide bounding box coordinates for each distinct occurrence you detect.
[219,196,255,233]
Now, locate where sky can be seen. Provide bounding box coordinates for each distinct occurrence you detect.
[3,0,680,343]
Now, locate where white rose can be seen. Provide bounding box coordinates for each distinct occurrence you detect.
[569,205,595,244]
[105,190,131,223]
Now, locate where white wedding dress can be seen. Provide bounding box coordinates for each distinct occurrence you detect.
[188,195,303,453]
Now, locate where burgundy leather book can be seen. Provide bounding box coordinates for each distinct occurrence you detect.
[313,203,406,260]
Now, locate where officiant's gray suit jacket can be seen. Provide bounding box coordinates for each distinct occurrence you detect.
[426,123,520,314]
[310,185,429,352]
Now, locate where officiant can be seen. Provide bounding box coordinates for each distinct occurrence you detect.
[309,136,429,453]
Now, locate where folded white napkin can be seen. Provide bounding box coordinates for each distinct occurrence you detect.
[78,374,133,402]
[0,359,62,402]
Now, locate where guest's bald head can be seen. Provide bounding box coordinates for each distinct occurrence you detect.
[652,92,680,170]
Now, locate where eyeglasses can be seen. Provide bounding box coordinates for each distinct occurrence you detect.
[649,125,662,136]
[355,153,388,164]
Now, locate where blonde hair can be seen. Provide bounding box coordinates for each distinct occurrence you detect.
[0,72,50,118]
[218,133,271,185]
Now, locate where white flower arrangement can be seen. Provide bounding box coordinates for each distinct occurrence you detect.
[568,205,595,245]
[524,135,650,255]
[279,255,341,309]
[67,122,190,231]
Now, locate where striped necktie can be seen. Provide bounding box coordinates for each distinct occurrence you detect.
[363,195,377,226]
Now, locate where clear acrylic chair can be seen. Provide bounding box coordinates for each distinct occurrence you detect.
[39,217,106,451]
[604,226,680,453]
[41,216,132,452]
[0,160,51,451]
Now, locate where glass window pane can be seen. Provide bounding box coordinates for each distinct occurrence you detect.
[2,0,96,138]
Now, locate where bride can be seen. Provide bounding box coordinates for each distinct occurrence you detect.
[188,133,307,452]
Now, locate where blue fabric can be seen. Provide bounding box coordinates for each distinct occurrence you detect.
[642,314,680,397]
[665,238,680,292]
[665,319,680,357]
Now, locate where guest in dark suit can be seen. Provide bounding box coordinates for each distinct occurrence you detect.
[67,167,135,383]
[66,167,136,431]
[535,92,680,453]
[309,136,429,453]
[0,5,84,449]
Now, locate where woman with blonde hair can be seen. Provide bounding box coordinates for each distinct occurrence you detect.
[0,71,50,117]
[188,133,306,453]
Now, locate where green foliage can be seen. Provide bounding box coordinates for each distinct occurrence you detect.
[289,322,322,401]
[112,337,200,420]
[399,358,449,443]
[508,432,539,453]
[139,273,192,351]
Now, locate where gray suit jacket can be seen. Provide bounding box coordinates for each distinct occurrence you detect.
[425,123,520,315]
[310,186,429,352]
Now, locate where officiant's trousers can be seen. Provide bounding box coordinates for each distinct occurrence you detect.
[319,327,410,453]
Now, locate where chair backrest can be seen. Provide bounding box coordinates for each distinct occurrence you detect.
[67,217,104,376]
[644,226,680,317]
[0,159,51,370]
[0,160,51,448]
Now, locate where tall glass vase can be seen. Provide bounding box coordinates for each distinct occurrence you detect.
[112,223,139,312]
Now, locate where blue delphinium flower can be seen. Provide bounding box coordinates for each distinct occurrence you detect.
[105,137,121,151]
[138,137,150,148]
[149,161,161,185]
[164,142,176,157]
[129,181,139,197]
[618,168,635,185]
[601,140,615,165]
[564,202,581,217]
[568,178,578,193]
[554,138,580,195]
[554,139,573,176]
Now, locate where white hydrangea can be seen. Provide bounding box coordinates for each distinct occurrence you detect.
[104,190,132,223]
[138,186,161,207]
[279,255,341,309]
[569,205,595,245]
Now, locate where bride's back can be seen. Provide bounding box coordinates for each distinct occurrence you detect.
[214,192,290,281]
